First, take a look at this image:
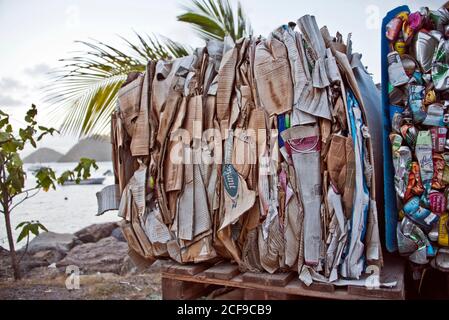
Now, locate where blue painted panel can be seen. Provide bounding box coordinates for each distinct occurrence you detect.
[381,5,410,252]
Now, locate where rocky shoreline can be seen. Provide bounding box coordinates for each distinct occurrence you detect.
[0,222,162,300]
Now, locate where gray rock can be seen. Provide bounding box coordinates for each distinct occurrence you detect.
[56,237,128,274]
[111,227,126,242]
[0,245,65,277]
[74,222,118,243]
[21,249,65,272]
[0,247,12,279]
[27,232,78,254]
[24,266,62,279]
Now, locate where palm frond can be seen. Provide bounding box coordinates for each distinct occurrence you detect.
[177,0,252,41]
[45,34,191,137]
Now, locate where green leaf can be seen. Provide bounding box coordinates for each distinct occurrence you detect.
[44,34,190,137]
[73,158,98,180]
[37,223,48,233]
[29,223,39,236]
[16,226,29,243]
[0,132,10,143]
[35,167,57,191]
[0,117,9,129]
[24,105,38,124]
[57,170,75,185]
[177,0,252,41]
[15,220,48,243]
[15,221,28,230]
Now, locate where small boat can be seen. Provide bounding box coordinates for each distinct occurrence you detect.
[63,177,105,186]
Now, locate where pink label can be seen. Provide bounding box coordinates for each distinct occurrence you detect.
[431,127,447,153]
[429,192,446,215]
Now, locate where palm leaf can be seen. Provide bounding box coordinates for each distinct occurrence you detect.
[177,0,252,41]
[44,33,191,137]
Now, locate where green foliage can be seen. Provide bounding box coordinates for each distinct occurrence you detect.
[177,0,252,41]
[35,167,58,192]
[15,221,48,244]
[45,34,191,137]
[58,158,99,185]
[0,105,98,245]
[46,0,252,138]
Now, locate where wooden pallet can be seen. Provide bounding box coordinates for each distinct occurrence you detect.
[160,254,406,300]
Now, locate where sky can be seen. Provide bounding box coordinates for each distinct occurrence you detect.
[0,0,442,156]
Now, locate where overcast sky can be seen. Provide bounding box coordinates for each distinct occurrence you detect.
[0,0,441,156]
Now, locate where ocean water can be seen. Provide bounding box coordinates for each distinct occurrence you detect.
[0,162,120,249]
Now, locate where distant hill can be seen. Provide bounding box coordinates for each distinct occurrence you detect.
[23,148,63,164]
[58,136,111,163]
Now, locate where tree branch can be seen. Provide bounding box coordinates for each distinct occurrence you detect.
[10,189,40,212]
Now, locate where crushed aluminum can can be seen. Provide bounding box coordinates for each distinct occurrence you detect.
[386,16,404,41]
[394,40,407,55]
[413,31,439,73]
[431,248,449,271]
[387,51,410,87]
[443,153,449,185]
[389,86,408,106]
[398,216,430,265]
[401,54,417,77]
[429,190,446,214]
[430,127,448,153]
[425,89,437,105]
[392,146,412,199]
[432,39,449,91]
[446,139,449,150]
[403,196,439,233]
[392,111,404,134]
[390,133,403,153]
[423,103,446,127]
[400,124,418,149]
[409,11,424,31]
[427,242,437,257]
[410,246,429,265]
[415,130,434,195]
[408,85,427,123]
[432,153,446,190]
[411,71,424,85]
[445,25,449,39]
[430,30,445,42]
[401,107,414,123]
[397,218,419,256]
[422,73,433,84]
[404,161,425,201]
[429,223,439,242]
[430,6,449,33]
[438,213,449,246]
[402,19,414,44]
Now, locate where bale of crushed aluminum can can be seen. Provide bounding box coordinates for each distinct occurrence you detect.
[382,2,449,273]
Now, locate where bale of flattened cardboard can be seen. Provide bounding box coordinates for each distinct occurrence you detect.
[97,14,386,287]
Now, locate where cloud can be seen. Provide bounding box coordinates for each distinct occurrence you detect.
[0,77,26,90]
[24,63,52,77]
[0,94,22,107]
